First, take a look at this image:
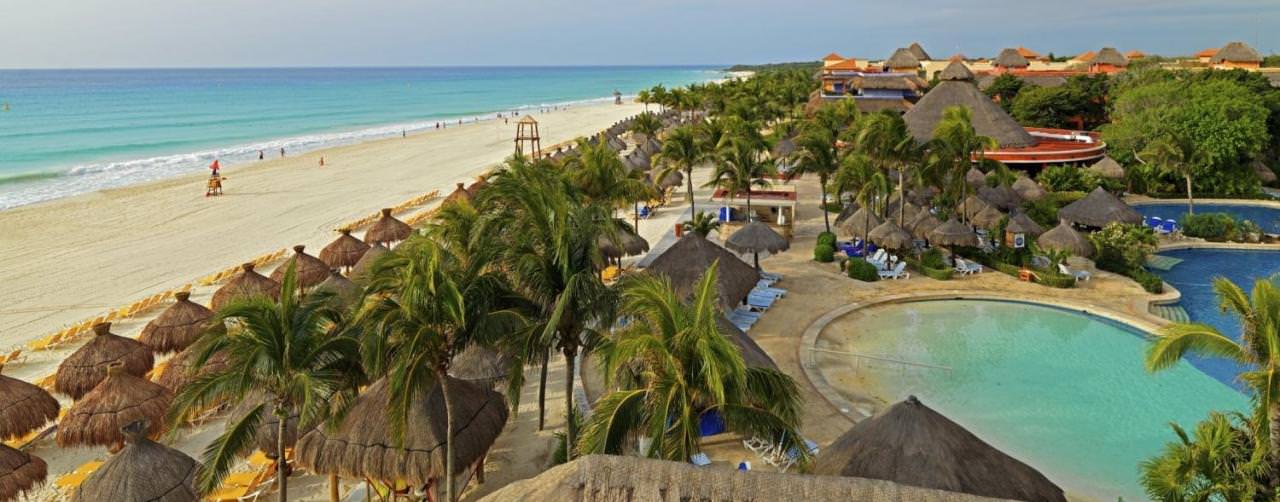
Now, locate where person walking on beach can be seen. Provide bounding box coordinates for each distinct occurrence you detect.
[319,156,325,167]
[280,147,286,158]
[258,150,264,160]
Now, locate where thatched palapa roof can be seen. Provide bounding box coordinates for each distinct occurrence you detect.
[1037,220,1095,257]
[156,346,230,392]
[977,185,1023,211]
[909,211,943,240]
[480,454,1007,502]
[970,205,1005,230]
[869,220,914,250]
[815,396,1065,502]
[725,220,790,255]
[270,245,332,289]
[314,269,362,310]
[1057,187,1141,227]
[450,345,512,388]
[1005,213,1046,236]
[993,48,1029,68]
[907,42,931,61]
[599,228,650,259]
[885,48,920,70]
[1211,42,1262,64]
[349,242,389,285]
[937,60,975,82]
[55,323,154,400]
[295,376,509,486]
[837,207,882,238]
[138,291,221,354]
[320,229,370,270]
[965,168,986,188]
[1091,47,1129,67]
[1088,156,1124,179]
[962,195,991,220]
[0,365,59,441]
[928,219,978,247]
[0,444,46,502]
[715,317,777,370]
[58,364,172,447]
[210,263,280,312]
[1011,177,1046,202]
[71,421,199,502]
[904,62,1036,148]
[365,208,413,245]
[643,233,761,312]
[444,182,474,206]
[229,395,299,459]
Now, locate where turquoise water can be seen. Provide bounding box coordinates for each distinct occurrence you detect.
[1135,202,1280,234]
[842,300,1247,501]
[0,66,718,209]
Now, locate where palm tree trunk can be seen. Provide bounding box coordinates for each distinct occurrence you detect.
[563,345,579,461]
[276,403,289,502]
[686,166,695,212]
[537,348,549,431]
[898,169,906,227]
[819,175,831,234]
[1270,402,1280,492]
[329,474,339,502]
[1185,175,1194,215]
[439,369,456,502]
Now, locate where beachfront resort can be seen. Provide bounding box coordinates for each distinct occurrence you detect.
[2,40,1280,502]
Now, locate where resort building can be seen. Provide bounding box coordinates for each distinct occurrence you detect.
[906,42,932,62]
[711,181,798,238]
[1088,47,1129,73]
[991,48,1031,73]
[884,47,923,73]
[1125,49,1146,60]
[1196,47,1219,63]
[1209,41,1263,69]
[1067,50,1095,66]
[1016,46,1046,61]
[818,54,928,113]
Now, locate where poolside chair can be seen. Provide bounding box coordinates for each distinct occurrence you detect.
[690,452,712,466]
[1159,219,1178,235]
[958,259,982,275]
[1059,263,1092,282]
[738,461,752,472]
[753,285,786,298]
[760,271,783,282]
[742,436,770,453]
[878,262,909,280]
[746,293,776,310]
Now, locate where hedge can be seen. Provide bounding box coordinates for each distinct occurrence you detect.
[814,244,835,263]
[846,259,879,282]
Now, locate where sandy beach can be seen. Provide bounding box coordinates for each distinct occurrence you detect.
[0,100,645,349]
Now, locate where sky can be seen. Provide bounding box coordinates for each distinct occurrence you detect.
[2,0,1278,69]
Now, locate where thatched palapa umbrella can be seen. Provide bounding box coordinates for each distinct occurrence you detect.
[295,377,509,489]
[1037,220,1095,257]
[1087,156,1125,179]
[961,195,990,220]
[716,317,777,370]
[644,233,761,312]
[138,291,221,354]
[598,228,650,261]
[58,363,172,447]
[71,420,199,502]
[977,185,1022,211]
[868,220,913,250]
[1012,176,1046,202]
[55,323,154,400]
[1006,213,1046,237]
[928,219,978,248]
[349,243,389,286]
[1057,187,1141,228]
[364,208,413,246]
[314,269,362,310]
[443,183,474,206]
[0,444,46,502]
[725,220,790,270]
[0,364,59,441]
[156,346,230,392]
[837,207,882,240]
[270,245,330,289]
[970,205,1005,230]
[908,211,942,240]
[814,396,1066,502]
[320,229,370,271]
[964,168,986,188]
[210,263,280,312]
[450,345,512,389]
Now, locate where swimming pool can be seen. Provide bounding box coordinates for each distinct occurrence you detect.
[1134,202,1280,234]
[817,299,1247,501]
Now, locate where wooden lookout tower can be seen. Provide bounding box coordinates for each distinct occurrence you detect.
[514,115,542,158]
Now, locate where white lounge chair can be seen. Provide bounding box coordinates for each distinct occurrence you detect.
[690,452,712,466]
[753,285,786,298]
[878,262,909,280]
[1059,263,1092,282]
[957,258,982,275]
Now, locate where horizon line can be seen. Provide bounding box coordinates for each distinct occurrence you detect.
[0,63,737,72]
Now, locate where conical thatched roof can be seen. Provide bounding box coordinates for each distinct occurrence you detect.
[155,346,230,392]
[0,444,46,502]
[993,48,1029,68]
[365,208,413,245]
[834,203,859,225]
[1011,177,1046,202]
[0,365,59,441]
[295,376,509,486]
[138,292,221,354]
[885,48,920,70]
[977,185,1023,211]
[479,454,1003,502]
[658,169,683,189]
[349,243,389,285]
[937,60,975,82]
[928,219,978,247]
[1091,47,1129,67]
[599,228,650,259]
[1057,187,1141,227]
[771,137,796,159]
[715,317,777,370]
[71,421,199,502]
[837,207,882,238]
[909,211,943,240]
[1087,156,1125,179]
[814,396,1066,502]
[725,220,790,254]
[270,245,331,289]
[907,42,931,61]
[962,195,991,220]
[450,345,512,388]
[1037,221,1095,257]
[904,77,1036,148]
[644,234,761,312]
[1211,42,1261,63]
[1005,213,1046,236]
[58,364,172,447]
[210,263,281,312]
[869,221,914,250]
[229,395,299,459]
[970,205,1005,230]
[314,269,362,310]
[55,323,154,400]
[320,229,370,270]
[1253,159,1278,184]
[444,182,474,206]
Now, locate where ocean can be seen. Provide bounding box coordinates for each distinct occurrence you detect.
[0,66,719,209]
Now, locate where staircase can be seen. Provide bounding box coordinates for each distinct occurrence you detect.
[1145,254,1184,272]
[1150,304,1191,324]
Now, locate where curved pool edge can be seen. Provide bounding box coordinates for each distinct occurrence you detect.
[1129,197,1280,209]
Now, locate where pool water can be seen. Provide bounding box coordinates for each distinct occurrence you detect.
[832,300,1247,501]
[1151,248,1280,387]
[1134,202,1280,234]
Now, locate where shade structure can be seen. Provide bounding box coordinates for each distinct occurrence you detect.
[961,195,990,220]
[771,136,796,159]
[1087,156,1125,179]
[937,60,975,81]
[837,207,882,239]
[927,219,978,247]
[1057,187,1141,228]
[479,454,1004,502]
[908,211,942,240]
[58,364,172,447]
[970,205,1005,230]
[725,220,790,255]
[868,220,913,250]
[466,175,489,196]
[229,395,299,459]
[1037,220,1096,257]
[364,208,413,245]
[1011,176,1046,202]
[1005,213,1046,237]
[814,396,1066,502]
[964,168,986,188]
[1211,41,1263,64]
[903,61,1036,148]
[71,420,199,502]
[138,291,221,354]
[1092,47,1129,67]
[55,322,154,400]
[210,263,281,312]
[294,376,509,487]
[658,169,683,189]
[907,42,932,61]
[994,48,1031,68]
[833,203,859,225]
[598,228,650,259]
[270,245,331,289]
[349,243,389,286]
[444,183,474,206]
[0,365,59,441]
[643,233,761,312]
[716,317,777,370]
[0,444,46,502]
[908,186,939,206]
[314,269,362,310]
[320,229,371,270]
[885,48,920,70]
[449,345,511,388]
[977,185,1022,211]
[155,346,231,392]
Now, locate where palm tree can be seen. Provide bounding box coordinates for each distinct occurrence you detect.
[682,211,721,238]
[789,126,840,234]
[930,106,997,224]
[1140,410,1263,500]
[654,126,702,212]
[564,138,654,212]
[167,264,364,502]
[1146,277,1280,491]
[1141,134,1207,215]
[636,89,652,112]
[704,137,775,219]
[832,152,889,245]
[628,112,662,144]
[578,263,806,462]
[859,112,924,227]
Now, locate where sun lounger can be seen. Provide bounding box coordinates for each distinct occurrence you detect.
[760,271,783,282]
[878,262,909,280]
[690,452,712,466]
[1059,263,1092,281]
[752,286,786,298]
[746,293,776,309]
[1158,219,1178,235]
[954,258,982,275]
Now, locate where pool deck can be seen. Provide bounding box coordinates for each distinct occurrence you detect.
[1126,196,1280,209]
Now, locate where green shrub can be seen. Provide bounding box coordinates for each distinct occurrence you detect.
[1132,269,1165,294]
[822,201,843,213]
[1181,212,1238,241]
[814,244,835,263]
[1090,223,1158,272]
[846,259,879,281]
[921,248,947,269]
[1240,219,1263,242]
[816,231,837,247]
[1035,273,1076,289]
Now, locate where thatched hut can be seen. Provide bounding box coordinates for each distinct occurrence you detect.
[479,454,1003,502]
[314,269,362,310]
[964,168,986,188]
[644,234,761,308]
[320,229,370,271]
[444,183,474,207]
[598,228,650,260]
[962,195,990,220]
[365,208,413,246]
[868,221,914,250]
[977,185,1022,211]
[349,242,389,285]
[928,219,978,248]
[55,323,154,400]
[58,364,172,447]
[970,205,1005,230]
[715,317,778,370]
[1011,177,1046,202]
[834,203,859,226]
[210,263,281,312]
[1091,47,1129,68]
[155,347,230,392]
[1087,156,1125,179]
[884,48,920,71]
[138,292,220,354]
[908,211,942,240]
[725,220,790,269]
[837,207,882,239]
[450,345,511,389]
[658,170,683,189]
[71,421,199,502]
[270,245,331,289]
[1037,221,1095,257]
[0,444,46,501]
[1005,213,1046,237]
[1211,41,1263,65]
[815,396,1065,502]
[0,365,59,441]
[907,42,931,61]
[904,61,1036,148]
[294,377,509,489]
[993,48,1030,69]
[1057,187,1141,228]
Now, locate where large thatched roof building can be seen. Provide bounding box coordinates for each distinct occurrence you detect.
[643,233,760,312]
[1057,187,1141,228]
[993,48,1030,69]
[904,61,1036,148]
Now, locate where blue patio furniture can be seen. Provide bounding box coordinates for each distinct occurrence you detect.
[699,410,726,437]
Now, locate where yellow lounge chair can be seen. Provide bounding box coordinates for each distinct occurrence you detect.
[55,460,104,490]
[27,335,56,352]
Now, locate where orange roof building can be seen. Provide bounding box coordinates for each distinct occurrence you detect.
[1196,48,1219,63]
[1016,47,1043,60]
[1124,50,1145,59]
[1072,50,1096,63]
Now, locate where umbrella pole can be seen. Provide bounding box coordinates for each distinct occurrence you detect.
[753,251,760,271]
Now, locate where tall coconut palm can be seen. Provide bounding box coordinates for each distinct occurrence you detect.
[1141,134,1207,215]
[832,153,889,245]
[930,106,997,224]
[564,138,655,212]
[654,126,703,212]
[704,137,775,219]
[628,112,662,144]
[859,112,925,226]
[1146,277,1280,490]
[636,90,652,112]
[789,126,840,234]
[578,263,806,461]
[167,264,364,502]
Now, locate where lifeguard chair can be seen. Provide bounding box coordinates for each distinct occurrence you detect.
[206,175,224,197]
[514,115,542,158]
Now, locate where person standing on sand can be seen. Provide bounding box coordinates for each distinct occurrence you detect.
[319,156,325,167]
[258,150,264,160]
[280,147,286,157]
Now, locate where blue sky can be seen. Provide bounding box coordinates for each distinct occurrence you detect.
[2,0,1277,68]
